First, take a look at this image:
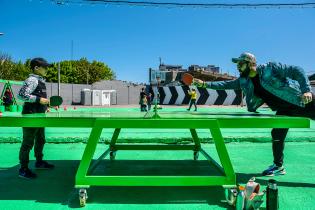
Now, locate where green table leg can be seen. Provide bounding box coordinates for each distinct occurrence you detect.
[190,129,201,160]
[75,119,236,188]
[75,119,103,187]
[209,122,236,185]
[109,128,121,160]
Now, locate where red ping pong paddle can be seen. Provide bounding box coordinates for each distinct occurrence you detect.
[182,73,194,86]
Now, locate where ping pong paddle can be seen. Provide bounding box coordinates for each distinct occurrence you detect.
[50,96,63,107]
[182,73,194,86]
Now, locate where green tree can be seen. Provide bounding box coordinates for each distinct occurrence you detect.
[74,58,90,84]
[88,60,115,84]
[0,53,15,80]
[12,61,31,80]
[49,58,116,84]
[0,53,116,84]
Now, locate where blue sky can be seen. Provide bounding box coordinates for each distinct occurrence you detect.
[1,0,315,83]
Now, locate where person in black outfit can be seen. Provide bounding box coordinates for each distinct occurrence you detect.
[194,52,314,176]
[18,58,54,179]
[250,67,315,176]
[146,93,152,111]
[139,87,147,112]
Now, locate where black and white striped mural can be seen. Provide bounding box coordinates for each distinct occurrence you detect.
[157,86,243,105]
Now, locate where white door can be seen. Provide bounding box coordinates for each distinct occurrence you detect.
[92,90,101,105]
[102,92,110,106]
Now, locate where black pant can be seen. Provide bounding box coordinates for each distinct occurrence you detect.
[19,127,45,168]
[140,104,147,112]
[188,99,197,110]
[271,97,315,166]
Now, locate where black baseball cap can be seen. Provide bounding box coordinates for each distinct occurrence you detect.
[30,57,53,70]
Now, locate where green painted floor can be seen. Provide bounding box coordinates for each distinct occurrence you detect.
[0,142,315,209]
[0,107,314,209]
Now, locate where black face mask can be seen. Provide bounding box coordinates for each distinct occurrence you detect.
[240,65,251,78]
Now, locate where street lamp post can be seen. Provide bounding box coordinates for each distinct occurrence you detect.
[153,75,161,118]
[86,68,89,84]
[58,63,61,96]
[127,85,130,104]
[0,33,6,66]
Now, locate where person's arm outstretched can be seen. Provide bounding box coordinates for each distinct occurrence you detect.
[193,78,241,90]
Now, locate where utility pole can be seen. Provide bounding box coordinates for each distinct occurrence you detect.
[58,63,61,96]
[127,85,130,104]
[86,67,89,84]
[71,40,74,60]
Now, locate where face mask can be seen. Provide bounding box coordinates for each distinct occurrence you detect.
[239,64,251,78]
[35,67,47,77]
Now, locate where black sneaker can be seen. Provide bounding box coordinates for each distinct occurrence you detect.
[35,160,55,169]
[19,168,37,179]
[262,164,286,176]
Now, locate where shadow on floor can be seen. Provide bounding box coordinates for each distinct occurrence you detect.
[0,160,229,209]
[0,160,314,209]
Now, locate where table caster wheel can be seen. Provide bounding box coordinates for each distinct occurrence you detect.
[110,151,116,160]
[224,186,238,206]
[193,151,199,160]
[79,188,88,207]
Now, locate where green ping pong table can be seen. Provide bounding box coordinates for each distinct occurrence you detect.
[0,110,310,206]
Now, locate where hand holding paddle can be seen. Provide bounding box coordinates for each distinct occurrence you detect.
[39,96,63,106]
[182,73,206,87]
[193,78,205,87]
[39,98,49,105]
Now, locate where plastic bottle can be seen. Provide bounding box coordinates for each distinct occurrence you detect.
[225,188,238,206]
[266,179,279,210]
[79,189,87,206]
[236,185,245,210]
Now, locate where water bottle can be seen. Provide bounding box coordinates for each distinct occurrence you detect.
[266,179,279,210]
[236,185,245,210]
[79,188,88,207]
[225,188,238,206]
